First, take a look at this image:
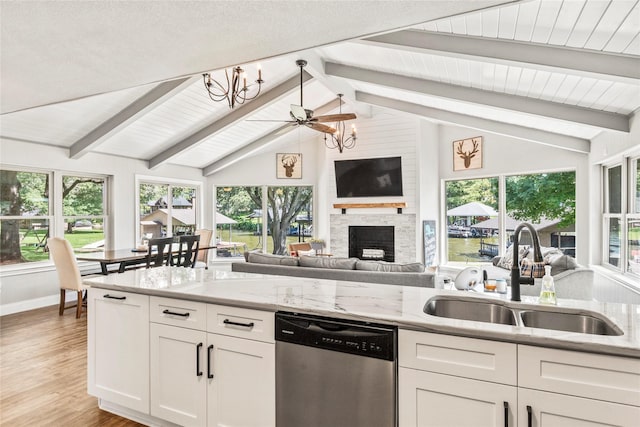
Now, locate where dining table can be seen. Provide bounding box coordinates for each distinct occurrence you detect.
[76,244,217,275]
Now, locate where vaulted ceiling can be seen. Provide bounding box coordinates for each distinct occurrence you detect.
[1,0,638,175]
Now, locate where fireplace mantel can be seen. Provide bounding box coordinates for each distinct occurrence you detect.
[333,202,406,214]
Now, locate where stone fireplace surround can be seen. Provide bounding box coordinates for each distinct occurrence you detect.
[330,214,417,264]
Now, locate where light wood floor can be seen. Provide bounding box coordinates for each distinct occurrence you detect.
[0,305,143,426]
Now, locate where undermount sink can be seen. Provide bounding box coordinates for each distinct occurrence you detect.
[424,296,518,326]
[424,296,623,336]
[519,309,623,336]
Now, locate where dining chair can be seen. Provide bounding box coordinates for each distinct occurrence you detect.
[146,236,175,268]
[194,228,213,269]
[47,237,87,318]
[175,234,200,268]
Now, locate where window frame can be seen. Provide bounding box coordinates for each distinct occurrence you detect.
[442,168,577,266]
[213,184,315,256]
[603,156,640,279]
[0,165,111,271]
[135,175,203,244]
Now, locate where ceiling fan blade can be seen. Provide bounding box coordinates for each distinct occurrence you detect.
[311,113,357,123]
[290,104,307,121]
[307,122,336,134]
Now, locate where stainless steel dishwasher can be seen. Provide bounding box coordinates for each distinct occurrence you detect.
[275,311,397,427]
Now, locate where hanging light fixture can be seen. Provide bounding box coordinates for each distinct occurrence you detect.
[324,94,357,153]
[202,64,263,109]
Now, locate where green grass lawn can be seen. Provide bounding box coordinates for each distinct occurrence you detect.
[20,229,104,262]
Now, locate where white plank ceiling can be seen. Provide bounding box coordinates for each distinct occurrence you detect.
[1,0,638,173]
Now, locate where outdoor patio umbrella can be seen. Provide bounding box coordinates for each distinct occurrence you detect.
[215,211,237,241]
[447,201,498,217]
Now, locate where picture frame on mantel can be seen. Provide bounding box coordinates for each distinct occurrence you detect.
[276,153,302,179]
[453,136,483,171]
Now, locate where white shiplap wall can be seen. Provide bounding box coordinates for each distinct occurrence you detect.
[324,110,420,215]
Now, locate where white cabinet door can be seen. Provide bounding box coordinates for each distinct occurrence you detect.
[150,323,207,426]
[519,388,640,427]
[87,288,149,413]
[207,333,275,427]
[399,367,517,427]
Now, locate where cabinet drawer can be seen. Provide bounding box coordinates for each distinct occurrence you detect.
[399,330,517,386]
[518,345,640,407]
[150,296,207,330]
[207,305,274,343]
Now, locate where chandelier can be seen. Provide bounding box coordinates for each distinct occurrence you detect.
[202,64,263,109]
[324,94,357,153]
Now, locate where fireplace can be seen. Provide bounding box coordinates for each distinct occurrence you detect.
[349,226,395,262]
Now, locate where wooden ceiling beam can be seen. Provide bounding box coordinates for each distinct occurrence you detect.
[362,30,640,84]
[69,76,197,159]
[356,92,591,153]
[326,62,629,132]
[149,71,312,169]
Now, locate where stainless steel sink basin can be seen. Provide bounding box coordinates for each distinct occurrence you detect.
[423,296,624,336]
[519,309,623,336]
[424,296,518,325]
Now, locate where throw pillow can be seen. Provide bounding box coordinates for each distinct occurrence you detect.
[496,244,530,270]
[247,252,299,266]
[298,256,357,270]
[549,254,579,274]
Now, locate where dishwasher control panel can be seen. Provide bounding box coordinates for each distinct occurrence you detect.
[275,311,397,361]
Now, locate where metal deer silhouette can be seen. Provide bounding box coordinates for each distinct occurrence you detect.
[281,155,298,177]
[456,139,480,168]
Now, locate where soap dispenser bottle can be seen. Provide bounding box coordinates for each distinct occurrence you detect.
[539,265,557,304]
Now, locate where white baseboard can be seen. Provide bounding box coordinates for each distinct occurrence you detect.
[0,294,61,316]
[98,399,181,427]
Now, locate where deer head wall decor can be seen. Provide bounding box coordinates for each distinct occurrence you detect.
[277,153,302,179]
[453,137,483,171]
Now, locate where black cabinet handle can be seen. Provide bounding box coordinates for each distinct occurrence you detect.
[196,342,203,377]
[503,401,509,427]
[207,345,214,379]
[527,405,532,427]
[162,309,190,317]
[223,319,255,328]
[103,294,126,300]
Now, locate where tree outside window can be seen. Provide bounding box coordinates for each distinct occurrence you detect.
[215,186,313,256]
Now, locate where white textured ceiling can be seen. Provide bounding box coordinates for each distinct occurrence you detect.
[1,0,639,173]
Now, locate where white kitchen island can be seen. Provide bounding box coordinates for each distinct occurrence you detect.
[85,267,640,427]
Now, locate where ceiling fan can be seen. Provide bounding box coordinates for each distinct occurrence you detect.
[250,59,356,134]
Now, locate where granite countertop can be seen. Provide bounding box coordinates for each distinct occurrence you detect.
[84,266,640,358]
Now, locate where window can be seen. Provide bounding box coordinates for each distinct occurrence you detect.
[445,178,498,262]
[62,175,106,252]
[137,179,200,242]
[605,157,640,277]
[215,185,313,257]
[444,171,576,264]
[0,168,110,266]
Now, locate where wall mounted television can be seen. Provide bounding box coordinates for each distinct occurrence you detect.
[334,156,403,198]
